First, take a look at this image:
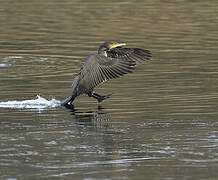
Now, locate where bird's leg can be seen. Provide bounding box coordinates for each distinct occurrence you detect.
[88,91,112,103]
[61,93,76,106]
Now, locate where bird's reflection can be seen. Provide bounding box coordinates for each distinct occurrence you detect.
[63,104,111,128]
[63,104,123,167]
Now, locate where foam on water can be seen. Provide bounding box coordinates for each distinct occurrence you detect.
[0,63,11,67]
[2,56,23,61]
[0,95,61,109]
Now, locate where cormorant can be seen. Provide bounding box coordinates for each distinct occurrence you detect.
[61,41,151,105]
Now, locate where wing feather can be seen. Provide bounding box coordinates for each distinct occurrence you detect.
[77,47,151,93]
[107,48,151,64]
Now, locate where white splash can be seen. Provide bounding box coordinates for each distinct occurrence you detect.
[0,95,61,109]
[0,63,11,67]
[2,56,23,61]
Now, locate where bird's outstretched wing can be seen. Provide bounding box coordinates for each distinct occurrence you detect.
[107,48,151,64]
[78,48,151,91]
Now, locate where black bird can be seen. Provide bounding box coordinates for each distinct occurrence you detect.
[61,41,151,105]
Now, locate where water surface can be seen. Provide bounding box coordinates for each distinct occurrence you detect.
[0,0,218,179]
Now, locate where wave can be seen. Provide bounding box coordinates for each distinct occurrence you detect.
[0,95,61,109]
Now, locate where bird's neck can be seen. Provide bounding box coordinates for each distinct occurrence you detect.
[98,49,108,57]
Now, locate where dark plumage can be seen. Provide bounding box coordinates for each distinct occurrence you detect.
[61,41,151,105]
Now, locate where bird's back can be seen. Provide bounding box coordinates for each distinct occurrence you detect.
[75,54,100,95]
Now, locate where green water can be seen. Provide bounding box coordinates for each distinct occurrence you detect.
[0,0,218,179]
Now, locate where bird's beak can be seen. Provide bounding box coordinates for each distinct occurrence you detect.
[110,43,126,49]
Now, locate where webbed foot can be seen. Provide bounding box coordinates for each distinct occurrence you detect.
[88,91,112,103]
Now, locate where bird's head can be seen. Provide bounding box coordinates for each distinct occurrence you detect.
[98,41,126,56]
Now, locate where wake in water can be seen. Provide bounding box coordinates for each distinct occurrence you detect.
[0,95,61,109]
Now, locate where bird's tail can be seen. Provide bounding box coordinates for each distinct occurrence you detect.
[61,94,76,106]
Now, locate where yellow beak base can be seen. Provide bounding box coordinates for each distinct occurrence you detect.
[110,43,126,49]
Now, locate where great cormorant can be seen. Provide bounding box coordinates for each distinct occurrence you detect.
[61,41,151,105]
